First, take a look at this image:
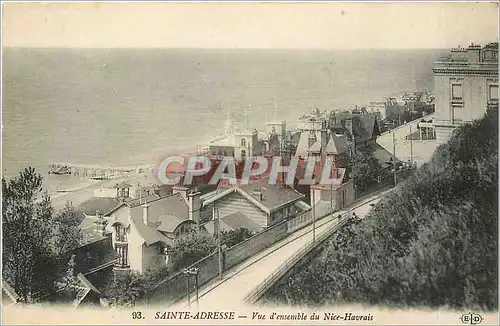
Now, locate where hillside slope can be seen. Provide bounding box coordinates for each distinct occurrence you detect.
[264,107,498,311]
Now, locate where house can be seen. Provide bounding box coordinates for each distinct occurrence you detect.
[103,186,202,275]
[75,179,209,275]
[204,110,264,160]
[433,42,498,141]
[201,176,311,234]
[329,110,382,150]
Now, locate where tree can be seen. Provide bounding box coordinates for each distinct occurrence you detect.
[2,167,83,303]
[168,233,217,273]
[104,271,145,307]
[220,228,254,248]
[350,152,386,194]
[51,203,83,258]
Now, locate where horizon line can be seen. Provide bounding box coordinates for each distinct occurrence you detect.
[2,46,455,50]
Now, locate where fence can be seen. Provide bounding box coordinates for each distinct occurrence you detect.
[224,221,289,270]
[146,250,222,305]
[244,213,351,304]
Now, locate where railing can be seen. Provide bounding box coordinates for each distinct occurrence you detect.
[243,213,351,304]
[84,259,119,275]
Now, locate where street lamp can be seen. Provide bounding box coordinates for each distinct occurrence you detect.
[183,267,200,310]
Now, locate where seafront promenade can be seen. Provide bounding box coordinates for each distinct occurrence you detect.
[49,171,153,210]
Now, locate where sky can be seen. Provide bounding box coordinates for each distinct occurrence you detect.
[2,2,499,49]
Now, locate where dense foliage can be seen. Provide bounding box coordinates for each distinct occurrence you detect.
[221,227,254,248]
[265,107,498,311]
[350,151,388,194]
[2,168,83,302]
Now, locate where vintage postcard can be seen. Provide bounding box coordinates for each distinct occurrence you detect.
[1,1,499,325]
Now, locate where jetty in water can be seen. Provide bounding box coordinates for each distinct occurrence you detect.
[49,163,154,179]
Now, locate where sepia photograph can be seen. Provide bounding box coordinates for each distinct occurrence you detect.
[1,1,499,325]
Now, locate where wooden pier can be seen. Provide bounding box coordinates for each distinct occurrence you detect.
[49,163,154,179]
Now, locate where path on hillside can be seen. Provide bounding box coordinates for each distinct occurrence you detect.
[162,189,391,311]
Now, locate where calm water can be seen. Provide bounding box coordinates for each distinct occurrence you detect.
[2,48,445,189]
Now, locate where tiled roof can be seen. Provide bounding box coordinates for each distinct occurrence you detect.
[325,133,349,154]
[76,197,121,216]
[76,273,102,295]
[221,211,262,232]
[113,182,132,188]
[238,177,305,212]
[125,189,174,208]
[201,212,262,234]
[80,225,108,247]
[130,215,174,246]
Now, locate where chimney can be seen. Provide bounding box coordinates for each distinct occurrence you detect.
[252,189,264,201]
[187,188,202,228]
[142,203,150,226]
[467,43,482,63]
[308,130,316,148]
[451,46,467,61]
[93,210,106,236]
[172,185,189,200]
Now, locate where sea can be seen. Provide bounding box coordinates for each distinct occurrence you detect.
[2,48,447,193]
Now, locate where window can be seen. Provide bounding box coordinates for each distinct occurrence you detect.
[451,84,463,101]
[115,225,127,242]
[116,245,129,267]
[241,150,246,158]
[489,85,499,101]
[241,138,246,147]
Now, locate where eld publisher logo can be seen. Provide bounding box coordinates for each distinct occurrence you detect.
[461,312,483,325]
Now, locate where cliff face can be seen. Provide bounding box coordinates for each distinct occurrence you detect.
[263,106,498,311]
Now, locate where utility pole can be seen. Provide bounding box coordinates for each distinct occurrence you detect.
[409,125,414,165]
[393,132,397,186]
[312,186,316,243]
[215,206,222,280]
[186,272,191,308]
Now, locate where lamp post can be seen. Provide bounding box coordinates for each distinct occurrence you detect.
[183,267,200,310]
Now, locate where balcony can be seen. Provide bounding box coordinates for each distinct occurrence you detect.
[115,232,127,243]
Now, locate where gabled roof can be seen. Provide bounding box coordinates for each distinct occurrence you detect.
[114,182,132,189]
[201,211,262,234]
[72,273,102,307]
[204,177,305,214]
[77,197,121,217]
[307,139,322,152]
[325,133,349,154]
[80,222,108,247]
[130,215,174,246]
[221,211,262,232]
